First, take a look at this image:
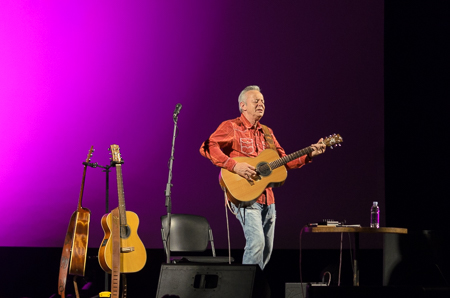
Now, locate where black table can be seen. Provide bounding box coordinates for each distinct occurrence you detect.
[304,226,408,286]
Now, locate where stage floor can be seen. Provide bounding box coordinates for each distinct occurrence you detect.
[1,247,386,297]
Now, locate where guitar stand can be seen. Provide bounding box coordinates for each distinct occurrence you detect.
[85,160,114,292]
[121,274,128,298]
[73,276,80,298]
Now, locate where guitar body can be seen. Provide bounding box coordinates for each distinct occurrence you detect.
[58,212,77,296]
[68,207,91,276]
[220,149,287,206]
[98,208,147,273]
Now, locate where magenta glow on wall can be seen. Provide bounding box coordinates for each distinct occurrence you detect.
[0,1,384,249]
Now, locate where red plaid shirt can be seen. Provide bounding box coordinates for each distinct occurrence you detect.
[200,114,310,205]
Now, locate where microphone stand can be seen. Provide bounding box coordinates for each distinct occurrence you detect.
[164,110,181,263]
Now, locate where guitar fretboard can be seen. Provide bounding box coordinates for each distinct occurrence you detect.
[115,164,127,227]
[268,147,313,170]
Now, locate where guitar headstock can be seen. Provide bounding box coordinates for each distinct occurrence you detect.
[109,144,124,164]
[86,145,94,162]
[323,133,343,149]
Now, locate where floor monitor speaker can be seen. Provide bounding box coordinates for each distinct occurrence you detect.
[156,263,269,298]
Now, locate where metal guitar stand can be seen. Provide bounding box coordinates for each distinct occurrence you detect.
[83,160,114,291]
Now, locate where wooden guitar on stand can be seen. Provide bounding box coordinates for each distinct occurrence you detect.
[58,146,94,298]
[98,144,147,296]
[220,134,343,206]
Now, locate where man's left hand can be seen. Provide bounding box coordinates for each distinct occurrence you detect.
[309,138,326,158]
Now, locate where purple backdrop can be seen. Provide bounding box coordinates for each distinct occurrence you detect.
[1,1,384,249]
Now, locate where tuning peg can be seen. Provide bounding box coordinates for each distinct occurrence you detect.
[338,144,341,146]
[330,146,334,149]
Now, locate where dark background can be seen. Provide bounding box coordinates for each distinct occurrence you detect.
[385,1,449,229]
[1,0,385,250]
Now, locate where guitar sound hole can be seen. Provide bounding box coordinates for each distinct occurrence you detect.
[120,225,131,239]
[256,162,272,177]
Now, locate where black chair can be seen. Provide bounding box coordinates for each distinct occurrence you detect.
[161,214,233,264]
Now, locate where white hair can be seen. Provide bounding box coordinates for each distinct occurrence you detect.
[238,85,261,113]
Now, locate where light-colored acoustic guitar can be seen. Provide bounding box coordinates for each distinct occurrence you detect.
[98,144,147,274]
[220,134,343,206]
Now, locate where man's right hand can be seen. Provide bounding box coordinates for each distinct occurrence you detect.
[233,162,256,181]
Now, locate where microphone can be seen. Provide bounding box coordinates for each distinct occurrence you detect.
[173,103,182,118]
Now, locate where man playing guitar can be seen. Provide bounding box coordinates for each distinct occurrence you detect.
[200,85,326,270]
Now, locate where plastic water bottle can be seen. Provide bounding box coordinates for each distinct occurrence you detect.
[370,201,380,228]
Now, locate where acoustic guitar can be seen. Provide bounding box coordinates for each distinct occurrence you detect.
[219,134,343,206]
[69,146,94,275]
[58,146,94,297]
[98,144,147,274]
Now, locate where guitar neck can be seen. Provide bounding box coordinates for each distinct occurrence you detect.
[78,146,94,211]
[269,147,313,170]
[77,166,88,210]
[115,164,127,226]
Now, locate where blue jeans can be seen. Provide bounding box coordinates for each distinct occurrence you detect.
[231,202,276,270]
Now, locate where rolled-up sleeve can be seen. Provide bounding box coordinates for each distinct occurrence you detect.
[200,121,238,171]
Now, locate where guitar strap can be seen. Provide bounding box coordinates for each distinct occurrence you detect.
[58,212,77,298]
[261,125,276,150]
[111,207,121,298]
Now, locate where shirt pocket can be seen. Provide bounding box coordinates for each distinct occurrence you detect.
[240,138,255,155]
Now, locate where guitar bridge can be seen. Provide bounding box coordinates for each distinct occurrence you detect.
[121,247,135,253]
